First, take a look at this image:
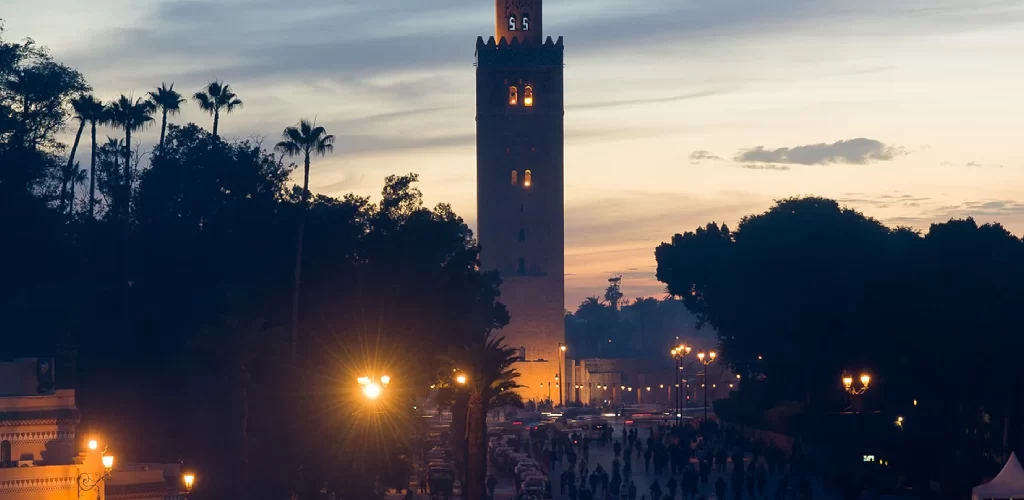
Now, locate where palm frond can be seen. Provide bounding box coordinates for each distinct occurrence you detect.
[274,141,301,157]
[192,92,213,112]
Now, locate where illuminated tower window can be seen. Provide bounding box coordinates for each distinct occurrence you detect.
[524,85,534,107]
[523,15,530,31]
[509,86,518,106]
[524,169,532,187]
[511,170,518,185]
[508,15,517,31]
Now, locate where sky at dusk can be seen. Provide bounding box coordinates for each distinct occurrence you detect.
[5,0,1024,308]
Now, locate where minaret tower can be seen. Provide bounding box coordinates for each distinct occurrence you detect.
[476,0,565,402]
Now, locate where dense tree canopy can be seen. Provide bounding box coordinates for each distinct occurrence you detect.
[0,24,509,499]
[656,196,1024,493]
[564,282,712,359]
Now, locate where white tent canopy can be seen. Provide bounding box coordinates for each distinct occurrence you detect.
[973,453,1024,500]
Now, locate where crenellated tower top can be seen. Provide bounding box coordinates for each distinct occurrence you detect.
[495,0,543,45]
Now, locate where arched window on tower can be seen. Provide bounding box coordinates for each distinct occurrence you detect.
[524,85,534,107]
[508,15,517,31]
[511,170,518,185]
[523,14,530,31]
[508,85,518,106]
[518,257,526,275]
[524,169,532,187]
[518,228,526,242]
[1,440,10,465]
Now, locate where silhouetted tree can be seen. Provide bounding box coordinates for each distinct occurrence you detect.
[104,95,154,220]
[192,81,242,138]
[274,118,335,359]
[70,94,106,218]
[442,334,523,500]
[147,82,184,152]
[59,95,91,214]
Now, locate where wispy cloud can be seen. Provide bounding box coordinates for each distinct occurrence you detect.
[572,89,726,111]
[689,150,724,163]
[734,138,907,165]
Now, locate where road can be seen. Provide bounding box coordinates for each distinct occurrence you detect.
[391,419,836,500]
[543,420,836,500]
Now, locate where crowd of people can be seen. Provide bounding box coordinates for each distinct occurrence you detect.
[530,420,818,500]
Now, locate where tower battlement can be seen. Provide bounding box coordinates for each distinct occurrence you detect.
[476,35,564,48]
[475,36,564,67]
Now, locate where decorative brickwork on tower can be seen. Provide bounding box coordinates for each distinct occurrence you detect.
[476,0,565,402]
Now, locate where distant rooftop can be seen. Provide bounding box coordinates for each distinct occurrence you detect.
[0,357,56,397]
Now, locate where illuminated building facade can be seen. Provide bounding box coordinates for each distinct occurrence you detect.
[476,0,565,401]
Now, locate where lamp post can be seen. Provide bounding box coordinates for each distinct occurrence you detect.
[671,344,692,425]
[558,343,567,407]
[183,472,196,493]
[358,374,392,402]
[842,371,871,412]
[697,350,717,421]
[78,445,115,500]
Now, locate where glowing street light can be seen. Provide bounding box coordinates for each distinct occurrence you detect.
[78,441,115,497]
[183,473,196,492]
[380,375,391,387]
[696,350,717,421]
[455,374,468,385]
[842,371,871,395]
[362,383,382,400]
[671,343,694,425]
[895,416,904,429]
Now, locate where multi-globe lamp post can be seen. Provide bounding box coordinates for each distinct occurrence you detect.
[357,374,392,402]
[696,350,717,421]
[842,371,871,413]
[671,344,692,425]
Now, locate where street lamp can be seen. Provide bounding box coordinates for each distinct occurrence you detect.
[358,375,392,401]
[79,443,115,499]
[183,473,196,492]
[455,374,468,385]
[842,372,871,395]
[671,344,693,425]
[696,350,717,421]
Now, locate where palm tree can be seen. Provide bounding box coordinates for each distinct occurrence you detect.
[443,334,523,500]
[60,95,92,214]
[67,164,88,213]
[192,81,242,138]
[147,82,185,151]
[73,95,107,219]
[274,119,335,359]
[105,95,154,220]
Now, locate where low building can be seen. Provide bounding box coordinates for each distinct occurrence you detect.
[106,463,191,500]
[0,358,192,500]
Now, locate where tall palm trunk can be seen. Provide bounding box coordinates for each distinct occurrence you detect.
[123,128,132,221]
[290,152,311,360]
[466,391,487,500]
[213,110,220,138]
[88,122,97,218]
[61,120,86,214]
[158,109,168,151]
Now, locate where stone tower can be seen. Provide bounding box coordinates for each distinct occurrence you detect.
[476,0,565,402]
